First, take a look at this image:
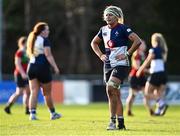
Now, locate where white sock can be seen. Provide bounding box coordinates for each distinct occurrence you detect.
[158,99,165,108]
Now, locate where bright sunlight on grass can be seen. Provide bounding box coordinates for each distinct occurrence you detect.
[0,103,180,136]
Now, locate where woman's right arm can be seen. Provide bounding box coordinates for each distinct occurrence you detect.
[91,36,107,62]
[15,56,28,79]
[136,52,154,77]
[131,52,141,69]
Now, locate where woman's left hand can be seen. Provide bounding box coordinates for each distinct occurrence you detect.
[54,67,60,75]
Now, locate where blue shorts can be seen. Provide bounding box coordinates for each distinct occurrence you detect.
[148,71,167,86]
[104,66,129,83]
[27,63,52,83]
[14,74,28,87]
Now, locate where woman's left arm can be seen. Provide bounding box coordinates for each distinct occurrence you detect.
[44,47,59,74]
[116,32,141,60]
[127,32,142,55]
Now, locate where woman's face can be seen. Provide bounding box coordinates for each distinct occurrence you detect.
[104,13,118,26]
[18,39,26,50]
[41,25,50,38]
[151,35,158,48]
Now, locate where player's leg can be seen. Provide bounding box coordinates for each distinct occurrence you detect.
[144,82,156,116]
[23,85,30,114]
[116,87,126,130]
[115,66,128,130]
[4,87,24,114]
[4,74,25,114]
[104,70,116,130]
[155,84,168,115]
[29,79,40,120]
[105,66,127,130]
[126,88,136,116]
[41,82,61,120]
[106,78,119,130]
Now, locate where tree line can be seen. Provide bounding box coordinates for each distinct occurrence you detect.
[2,0,180,75]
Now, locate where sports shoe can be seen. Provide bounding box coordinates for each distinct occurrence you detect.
[29,114,38,120]
[25,110,30,115]
[117,118,126,130]
[160,104,169,116]
[25,111,30,115]
[149,109,155,116]
[25,107,30,115]
[50,113,62,120]
[118,124,126,130]
[4,106,11,114]
[107,122,116,130]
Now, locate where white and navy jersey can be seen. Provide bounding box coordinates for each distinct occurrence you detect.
[149,46,165,73]
[97,23,133,69]
[29,36,51,65]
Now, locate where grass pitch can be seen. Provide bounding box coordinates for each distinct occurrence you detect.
[0,103,180,136]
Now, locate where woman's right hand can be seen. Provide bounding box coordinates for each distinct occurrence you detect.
[136,70,142,78]
[21,73,28,79]
[100,54,107,62]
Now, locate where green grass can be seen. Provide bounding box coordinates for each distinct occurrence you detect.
[0,103,180,136]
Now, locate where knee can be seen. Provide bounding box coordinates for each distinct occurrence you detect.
[42,89,51,96]
[107,80,120,89]
[15,90,23,96]
[30,88,39,98]
[107,80,120,96]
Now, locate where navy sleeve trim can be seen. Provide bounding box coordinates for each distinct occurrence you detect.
[43,38,51,47]
[122,24,133,37]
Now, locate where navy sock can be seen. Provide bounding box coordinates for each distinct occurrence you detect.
[118,116,124,125]
[49,108,55,114]
[30,109,36,114]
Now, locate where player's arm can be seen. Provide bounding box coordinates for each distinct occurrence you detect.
[132,58,141,70]
[91,36,107,62]
[131,51,141,69]
[15,56,27,79]
[116,32,141,60]
[136,52,154,77]
[127,32,141,56]
[44,47,59,74]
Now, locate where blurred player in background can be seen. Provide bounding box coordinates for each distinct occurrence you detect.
[26,22,61,120]
[91,5,141,130]
[4,36,30,115]
[136,33,168,116]
[126,40,147,116]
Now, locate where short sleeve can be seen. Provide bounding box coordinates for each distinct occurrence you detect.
[43,38,51,47]
[122,24,133,37]
[97,27,103,39]
[149,48,154,54]
[15,50,22,58]
[134,52,140,60]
